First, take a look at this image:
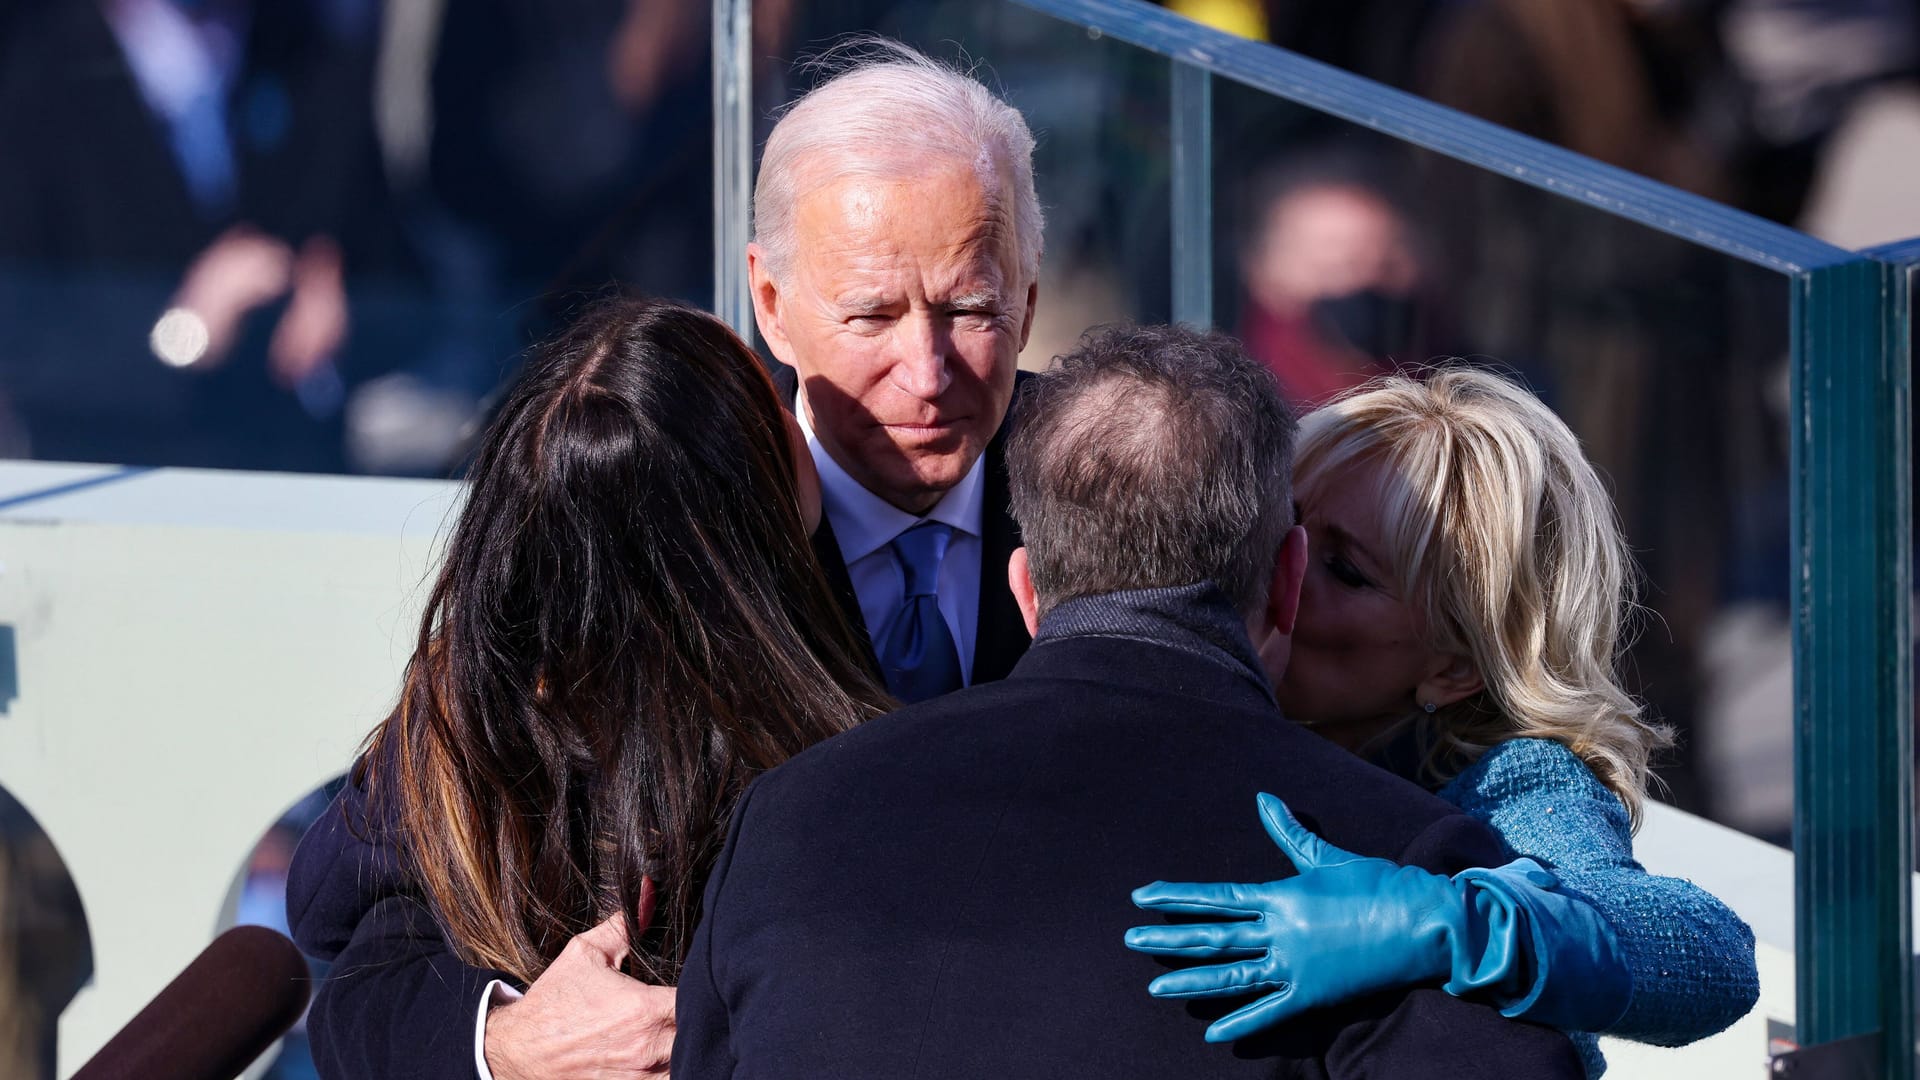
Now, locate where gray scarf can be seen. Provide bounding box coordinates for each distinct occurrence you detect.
[1031,582,1274,702]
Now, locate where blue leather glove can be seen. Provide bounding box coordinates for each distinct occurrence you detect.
[1125,793,1631,1042]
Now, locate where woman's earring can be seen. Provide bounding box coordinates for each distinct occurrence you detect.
[1422,701,1438,714]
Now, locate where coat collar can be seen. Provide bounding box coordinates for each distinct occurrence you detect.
[1018,582,1276,710]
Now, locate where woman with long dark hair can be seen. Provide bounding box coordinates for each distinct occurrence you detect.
[291,296,892,1078]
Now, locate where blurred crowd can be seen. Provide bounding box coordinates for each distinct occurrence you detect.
[0,0,721,473]
[0,0,1903,823]
[0,0,1909,478]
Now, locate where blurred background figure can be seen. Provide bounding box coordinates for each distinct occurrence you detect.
[366,0,722,475]
[0,0,406,472]
[1234,160,1432,407]
[1721,0,1919,224]
[0,0,754,476]
[0,785,92,1080]
[229,781,339,1080]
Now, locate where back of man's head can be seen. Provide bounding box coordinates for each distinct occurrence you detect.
[1008,324,1297,620]
[753,38,1044,288]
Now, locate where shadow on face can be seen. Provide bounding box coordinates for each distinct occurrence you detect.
[758,163,1032,515]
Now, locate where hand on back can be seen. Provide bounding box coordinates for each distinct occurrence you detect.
[485,884,676,1080]
[1125,793,1543,1042]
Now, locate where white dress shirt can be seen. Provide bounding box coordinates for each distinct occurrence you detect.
[797,389,984,684]
[474,980,521,1079]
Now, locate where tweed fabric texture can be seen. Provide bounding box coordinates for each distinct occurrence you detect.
[1440,738,1761,1076]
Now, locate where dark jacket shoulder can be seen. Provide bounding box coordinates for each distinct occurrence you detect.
[287,769,510,1080]
[677,634,1580,1079]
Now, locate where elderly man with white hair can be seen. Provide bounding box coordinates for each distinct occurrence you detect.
[751,40,1043,705]
[285,40,1046,1080]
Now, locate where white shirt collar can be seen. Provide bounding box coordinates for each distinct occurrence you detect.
[796,382,986,566]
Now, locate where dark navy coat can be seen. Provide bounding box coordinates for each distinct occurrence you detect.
[673,629,1583,1079]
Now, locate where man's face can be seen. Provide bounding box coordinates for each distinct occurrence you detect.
[750,161,1036,514]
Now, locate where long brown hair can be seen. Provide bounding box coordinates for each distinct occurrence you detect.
[360,297,890,984]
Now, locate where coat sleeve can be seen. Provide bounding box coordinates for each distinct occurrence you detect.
[1317,813,1586,1079]
[671,779,761,1080]
[286,770,513,1079]
[1448,739,1760,1045]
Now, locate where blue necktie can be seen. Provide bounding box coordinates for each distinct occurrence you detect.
[877,521,964,702]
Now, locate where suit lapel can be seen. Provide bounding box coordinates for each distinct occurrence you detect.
[810,512,883,680]
[773,364,883,679]
[971,409,1031,683]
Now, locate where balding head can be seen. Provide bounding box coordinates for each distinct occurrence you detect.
[1008,324,1298,619]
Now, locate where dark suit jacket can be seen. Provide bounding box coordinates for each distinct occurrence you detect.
[287,773,513,1079]
[287,365,1030,1078]
[770,361,1031,685]
[673,632,1584,1079]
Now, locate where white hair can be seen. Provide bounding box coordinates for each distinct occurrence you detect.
[753,40,1044,288]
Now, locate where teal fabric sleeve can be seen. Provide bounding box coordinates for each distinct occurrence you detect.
[1439,739,1760,1046]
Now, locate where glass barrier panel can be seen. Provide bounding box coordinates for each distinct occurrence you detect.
[1219,77,1793,826]
[1204,74,1800,1072]
[1897,254,1919,1077]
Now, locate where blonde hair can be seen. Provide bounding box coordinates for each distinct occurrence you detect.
[1296,367,1673,827]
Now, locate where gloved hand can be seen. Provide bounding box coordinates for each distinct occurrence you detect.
[1124,793,1630,1043]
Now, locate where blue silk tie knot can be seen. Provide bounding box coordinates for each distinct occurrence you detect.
[877,521,963,703]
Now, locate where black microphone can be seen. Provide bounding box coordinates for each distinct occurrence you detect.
[73,925,312,1080]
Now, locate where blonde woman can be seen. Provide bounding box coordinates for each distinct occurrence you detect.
[1126,368,1757,1076]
